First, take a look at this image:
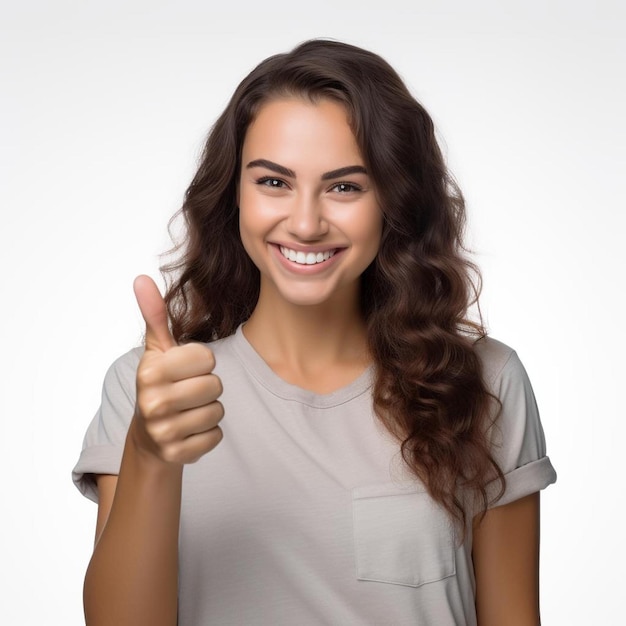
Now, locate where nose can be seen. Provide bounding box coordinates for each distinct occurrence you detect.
[286,193,329,240]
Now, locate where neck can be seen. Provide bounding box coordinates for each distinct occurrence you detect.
[242,283,370,375]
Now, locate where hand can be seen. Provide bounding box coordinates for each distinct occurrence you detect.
[131,275,224,464]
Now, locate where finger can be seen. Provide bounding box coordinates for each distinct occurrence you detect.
[133,274,176,351]
[139,374,223,418]
[158,343,216,383]
[146,402,225,444]
[164,426,224,465]
[136,344,216,387]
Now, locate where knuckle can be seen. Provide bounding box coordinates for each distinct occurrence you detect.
[136,362,161,387]
[140,391,171,419]
[149,419,177,444]
[161,445,181,464]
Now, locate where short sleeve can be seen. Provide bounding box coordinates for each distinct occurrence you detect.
[71,347,143,503]
[478,340,557,508]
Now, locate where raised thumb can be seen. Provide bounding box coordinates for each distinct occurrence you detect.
[133,275,176,351]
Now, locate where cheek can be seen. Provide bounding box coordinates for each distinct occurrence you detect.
[238,194,278,266]
[348,206,384,253]
[238,189,263,240]
[239,186,281,230]
[238,209,259,260]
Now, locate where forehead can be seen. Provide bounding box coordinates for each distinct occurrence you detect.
[242,97,363,168]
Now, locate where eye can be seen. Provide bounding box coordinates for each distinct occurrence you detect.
[256,177,287,189]
[330,182,362,193]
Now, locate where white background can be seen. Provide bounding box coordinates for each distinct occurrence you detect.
[1,0,624,624]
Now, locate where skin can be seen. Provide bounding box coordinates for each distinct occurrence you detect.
[473,492,541,625]
[85,276,224,626]
[238,97,382,391]
[86,97,542,625]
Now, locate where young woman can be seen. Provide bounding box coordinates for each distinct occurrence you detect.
[73,39,556,625]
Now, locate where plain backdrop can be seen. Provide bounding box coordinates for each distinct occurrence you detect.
[1,0,624,624]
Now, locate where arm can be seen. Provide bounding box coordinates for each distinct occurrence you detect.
[83,276,224,626]
[84,437,183,626]
[472,492,541,626]
[93,475,117,545]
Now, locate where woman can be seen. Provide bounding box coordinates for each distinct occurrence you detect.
[73,38,556,625]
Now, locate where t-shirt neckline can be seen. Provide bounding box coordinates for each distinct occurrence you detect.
[230,324,374,409]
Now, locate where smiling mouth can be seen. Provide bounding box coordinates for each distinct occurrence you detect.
[279,246,338,265]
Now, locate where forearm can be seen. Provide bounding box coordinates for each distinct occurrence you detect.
[84,423,183,626]
[473,493,541,626]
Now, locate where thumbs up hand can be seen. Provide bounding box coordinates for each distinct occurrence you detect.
[130,275,224,465]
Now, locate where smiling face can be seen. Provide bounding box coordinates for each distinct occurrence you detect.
[238,97,383,310]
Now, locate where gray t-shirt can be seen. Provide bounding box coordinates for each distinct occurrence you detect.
[73,326,556,625]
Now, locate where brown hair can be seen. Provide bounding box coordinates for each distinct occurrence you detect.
[162,38,504,528]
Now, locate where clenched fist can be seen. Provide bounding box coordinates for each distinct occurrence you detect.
[130,275,224,464]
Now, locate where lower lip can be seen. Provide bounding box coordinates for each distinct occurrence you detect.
[270,244,345,274]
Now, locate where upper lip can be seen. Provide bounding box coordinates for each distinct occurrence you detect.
[271,242,346,254]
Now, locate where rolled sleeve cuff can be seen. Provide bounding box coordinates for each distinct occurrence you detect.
[488,456,557,509]
[71,445,124,503]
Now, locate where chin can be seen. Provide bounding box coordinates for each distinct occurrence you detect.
[278,291,336,307]
[271,280,346,308]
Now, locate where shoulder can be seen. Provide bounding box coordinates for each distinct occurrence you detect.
[106,345,144,374]
[472,335,528,395]
[100,346,143,397]
[473,335,557,497]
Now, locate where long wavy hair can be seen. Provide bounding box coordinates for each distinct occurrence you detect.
[162,38,505,528]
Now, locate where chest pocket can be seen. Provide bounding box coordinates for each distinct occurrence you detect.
[352,482,457,587]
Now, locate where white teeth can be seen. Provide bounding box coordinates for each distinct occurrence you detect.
[279,246,336,265]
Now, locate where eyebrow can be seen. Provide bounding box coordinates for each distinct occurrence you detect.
[246,159,367,181]
[321,165,368,181]
[246,159,295,178]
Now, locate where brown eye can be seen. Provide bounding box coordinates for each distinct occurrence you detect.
[332,182,361,193]
[257,177,286,188]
